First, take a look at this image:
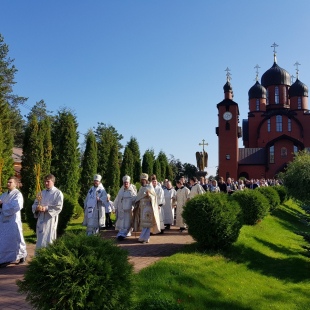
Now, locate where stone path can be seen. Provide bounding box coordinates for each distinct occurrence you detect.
[0,227,193,309]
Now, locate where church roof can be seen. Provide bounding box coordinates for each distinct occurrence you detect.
[238,148,266,165]
[289,78,308,97]
[248,81,267,99]
[261,62,291,88]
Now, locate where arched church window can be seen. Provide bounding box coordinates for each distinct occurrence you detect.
[276,115,282,132]
[275,86,279,104]
[269,145,275,163]
[283,87,287,104]
[293,145,298,153]
[298,97,302,109]
[266,89,269,105]
[256,99,260,111]
[288,118,292,132]
[267,119,271,132]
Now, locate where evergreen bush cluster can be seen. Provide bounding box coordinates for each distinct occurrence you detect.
[182,193,243,249]
[255,186,280,212]
[17,232,133,310]
[232,190,269,225]
[272,185,288,204]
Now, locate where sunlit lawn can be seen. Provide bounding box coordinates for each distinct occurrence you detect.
[133,201,310,309]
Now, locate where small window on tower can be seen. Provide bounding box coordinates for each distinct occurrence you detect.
[266,89,269,105]
[281,147,287,157]
[298,97,302,109]
[275,86,279,104]
[269,145,275,163]
[288,118,292,132]
[294,145,298,153]
[256,99,260,111]
[267,119,271,132]
[276,115,282,132]
[225,122,230,130]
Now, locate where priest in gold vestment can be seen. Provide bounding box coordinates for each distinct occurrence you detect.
[133,173,161,243]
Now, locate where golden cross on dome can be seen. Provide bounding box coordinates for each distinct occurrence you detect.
[271,42,278,63]
[224,67,232,82]
[294,61,301,79]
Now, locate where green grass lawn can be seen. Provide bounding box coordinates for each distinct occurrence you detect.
[132,200,310,309]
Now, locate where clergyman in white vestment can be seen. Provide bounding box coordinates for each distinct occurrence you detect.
[82,174,108,235]
[0,176,27,266]
[114,175,137,240]
[32,174,64,250]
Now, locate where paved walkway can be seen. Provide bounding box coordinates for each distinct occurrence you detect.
[0,227,193,309]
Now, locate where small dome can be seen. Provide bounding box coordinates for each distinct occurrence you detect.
[289,78,308,97]
[248,81,267,99]
[223,81,232,92]
[261,62,291,88]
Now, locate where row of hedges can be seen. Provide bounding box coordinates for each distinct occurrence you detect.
[182,185,288,250]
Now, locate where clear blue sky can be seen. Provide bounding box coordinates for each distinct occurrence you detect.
[1,0,310,177]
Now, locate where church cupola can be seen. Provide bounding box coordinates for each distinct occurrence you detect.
[260,43,290,108]
[223,67,233,99]
[248,65,267,112]
[289,62,308,111]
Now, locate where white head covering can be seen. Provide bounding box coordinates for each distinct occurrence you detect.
[140,173,148,180]
[94,174,102,182]
[123,175,131,182]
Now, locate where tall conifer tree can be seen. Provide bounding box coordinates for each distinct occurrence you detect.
[127,137,141,183]
[120,146,134,185]
[153,157,162,181]
[106,142,120,199]
[51,109,80,200]
[142,149,154,177]
[79,129,98,205]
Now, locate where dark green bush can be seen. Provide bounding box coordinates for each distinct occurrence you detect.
[232,190,269,225]
[24,193,75,236]
[17,232,133,310]
[255,186,280,212]
[272,185,288,204]
[182,193,243,250]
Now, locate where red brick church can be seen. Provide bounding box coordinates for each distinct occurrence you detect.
[216,44,310,180]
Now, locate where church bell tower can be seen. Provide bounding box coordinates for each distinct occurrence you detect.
[216,68,241,179]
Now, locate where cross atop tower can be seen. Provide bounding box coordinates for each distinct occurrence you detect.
[294,61,301,79]
[271,42,279,63]
[225,67,232,82]
[254,64,260,81]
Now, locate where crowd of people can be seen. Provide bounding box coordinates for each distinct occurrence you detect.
[0,171,283,267]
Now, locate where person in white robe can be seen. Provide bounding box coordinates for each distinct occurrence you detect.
[132,173,161,243]
[0,176,27,266]
[189,176,205,199]
[162,181,177,229]
[114,175,136,240]
[175,179,190,232]
[32,174,64,250]
[82,174,108,235]
[151,175,165,233]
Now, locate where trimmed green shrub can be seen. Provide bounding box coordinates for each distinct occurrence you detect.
[182,193,243,249]
[134,295,185,310]
[17,232,133,310]
[232,190,269,225]
[24,193,75,236]
[255,186,280,212]
[272,185,288,204]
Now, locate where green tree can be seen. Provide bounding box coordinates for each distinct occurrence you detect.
[20,116,43,198]
[51,109,80,200]
[142,149,154,177]
[183,163,198,180]
[79,129,98,205]
[127,137,141,183]
[120,146,134,185]
[169,155,183,181]
[27,99,53,122]
[95,123,123,185]
[279,150,310,205]
[106,143,120,198]
[39,117,52,179]
[153,157,162,181]
[0,33,27,148]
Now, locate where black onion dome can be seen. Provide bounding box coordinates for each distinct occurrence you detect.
[223,81,232,92]
[289,78,308,97]
[248,81,267,99]
[261,62,291,87]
